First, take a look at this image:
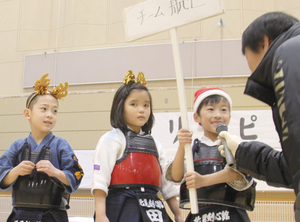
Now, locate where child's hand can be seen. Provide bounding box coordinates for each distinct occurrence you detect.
[36,160,58,177]
[185,171,205,189]
[177,128,193,149]
[16,160,35,176]
[36,160,71,186]
[174,215,185,222]
[95,214,110,222]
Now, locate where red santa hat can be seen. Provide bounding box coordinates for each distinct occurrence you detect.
[193,88,232,113]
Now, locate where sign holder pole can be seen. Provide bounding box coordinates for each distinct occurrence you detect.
[170,27,198,214]
[124,1,226,214]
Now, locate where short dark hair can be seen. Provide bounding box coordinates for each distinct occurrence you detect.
[242,12,299,54]
[110,83,154,133]
[26,93,39,110]
[196,95,229,115]
[26,93,58,110]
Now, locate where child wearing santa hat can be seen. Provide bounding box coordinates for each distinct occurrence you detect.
[166,88,256,222]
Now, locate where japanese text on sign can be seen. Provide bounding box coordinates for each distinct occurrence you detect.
[124,0,225,41]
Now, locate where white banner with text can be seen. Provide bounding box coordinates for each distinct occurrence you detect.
[77,110,284,191]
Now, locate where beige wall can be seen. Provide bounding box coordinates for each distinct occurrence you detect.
[0,0,300,155]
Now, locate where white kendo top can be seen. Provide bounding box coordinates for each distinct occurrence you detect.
[92,128,179,201]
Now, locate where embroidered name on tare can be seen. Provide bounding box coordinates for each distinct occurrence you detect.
[193,210,230,222]
[94,164,100,171]
[13,220,41,222]
[139,198,165,209]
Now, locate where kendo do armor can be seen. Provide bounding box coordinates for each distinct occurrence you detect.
[180,139,256,211]
[110,130,162,191]
[12,139,70,210]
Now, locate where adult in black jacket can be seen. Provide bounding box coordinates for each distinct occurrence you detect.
[217,12,300,221]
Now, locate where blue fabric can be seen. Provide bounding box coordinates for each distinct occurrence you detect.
[100,188,172,222]
[6,208,68,222]
[185,205,250,222]
[105,189,143,222]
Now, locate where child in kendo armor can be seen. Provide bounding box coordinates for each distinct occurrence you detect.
[92,71,184,222]
[0,73,84,222]
[166,88,256,222]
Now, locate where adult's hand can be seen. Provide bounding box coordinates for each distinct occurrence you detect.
[217,131,241,158]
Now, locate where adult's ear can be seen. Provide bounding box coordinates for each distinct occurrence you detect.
[23,108,31,120]
[262,34,271,53]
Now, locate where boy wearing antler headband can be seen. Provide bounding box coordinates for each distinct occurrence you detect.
[0,73,84,222]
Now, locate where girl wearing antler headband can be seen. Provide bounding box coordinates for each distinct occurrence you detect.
[0,74,83,222]
[92,70,184,222]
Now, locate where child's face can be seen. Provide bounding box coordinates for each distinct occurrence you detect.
[122,89,151,133]
[194,99,230,141]
[25,95,58,137]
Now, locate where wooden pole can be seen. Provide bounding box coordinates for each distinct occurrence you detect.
[170,27,198,214]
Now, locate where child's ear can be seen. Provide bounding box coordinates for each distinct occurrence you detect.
[23,108,31,120]
[193,112,201,124]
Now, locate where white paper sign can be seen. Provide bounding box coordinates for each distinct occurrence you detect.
[123,0,225,41]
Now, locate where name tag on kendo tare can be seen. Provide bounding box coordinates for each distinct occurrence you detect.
[136,193,172,222]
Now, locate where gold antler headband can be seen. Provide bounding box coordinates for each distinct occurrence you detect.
[26,73,69,108]
[123,70,146,86]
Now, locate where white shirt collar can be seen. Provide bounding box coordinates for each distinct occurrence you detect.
[127,126,144,135]
[200,135,218,146]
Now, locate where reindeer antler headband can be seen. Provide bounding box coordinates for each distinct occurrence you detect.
[123,70,147,86]
[26,73,69,108]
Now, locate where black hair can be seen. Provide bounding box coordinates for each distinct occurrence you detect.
[196,95,230,115]
[26,93,38,110]
[242,12,299,54]
[26,93,58,110]
[110,83,154,133]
